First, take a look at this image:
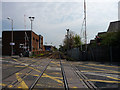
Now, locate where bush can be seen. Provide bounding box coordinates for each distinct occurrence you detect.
[99,31,120,46]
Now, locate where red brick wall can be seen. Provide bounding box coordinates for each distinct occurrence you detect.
[32,32,39,52]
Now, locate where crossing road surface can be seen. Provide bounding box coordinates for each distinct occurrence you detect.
[1,54,120,90]
[70,61,120,89]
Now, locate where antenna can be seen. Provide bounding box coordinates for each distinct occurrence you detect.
[80,0,87,51]
[24,14,26,51]
[84,0,87,51]
[24,14,26,30]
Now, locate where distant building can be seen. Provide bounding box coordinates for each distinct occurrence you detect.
[44,45,53,51]
[2,30,43,55]
[90,21,120,45]
[107,21,120,32]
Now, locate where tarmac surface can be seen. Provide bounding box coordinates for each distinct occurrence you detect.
[1,56,120,89]
[70,61,120,89]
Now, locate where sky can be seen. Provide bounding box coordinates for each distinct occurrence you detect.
[1,0,119,48]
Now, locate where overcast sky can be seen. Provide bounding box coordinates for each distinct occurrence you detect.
[1,0,119,48]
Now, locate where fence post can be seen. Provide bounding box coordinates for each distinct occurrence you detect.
[110,46,113,65]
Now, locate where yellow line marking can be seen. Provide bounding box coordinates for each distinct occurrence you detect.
[29,67,41,73]
[106,76,120,80]
[81,70,105,72]
[28,67,63,84]
[33,75,39,77]
[42,75,63,79]
[13,59,63,84]
[0,83,6,86]
[81,70,120,74]
[25,73,39,77]
[79,79,120,83]
[13,59,28,66]
[42,73,63,84]
[16,73,39,77]
[50,72,61,75]
[51,61,60,66]
[16,73,28,89]
[15,66,25,67]
[28,66,63,84]
[79,65,120,73]
[86,63,120,68]
[8,85,13,88]
[72,86,78,88]
[81,71,120,80]
[88,79,120,83]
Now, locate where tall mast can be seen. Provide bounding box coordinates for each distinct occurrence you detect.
[84,0,87,51]
[24,14,26,51]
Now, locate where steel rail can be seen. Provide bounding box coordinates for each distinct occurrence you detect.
[2,58,38,80]
[2,58,43,89]
[72,66,97,90]
[59,54,69,90]
[29,59,52,90]
[14,57,53,89]
[29,54,55,90]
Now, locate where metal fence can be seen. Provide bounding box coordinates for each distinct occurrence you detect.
[67,46,120,62]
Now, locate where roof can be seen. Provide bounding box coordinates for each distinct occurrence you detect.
[44,45,53,47]
[107,21,120,32]
[2,30,43,37]
[3,30,32,32]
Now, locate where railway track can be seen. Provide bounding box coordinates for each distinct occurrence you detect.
[2,54,55,89]
[2,52,97,89]
[29,59,52,90]
[59,53,97,90]
[2,60,51,89]
[2,52,65,89]
[59,54,69,90]
[2,57,38,80]
[30,53,67,89]
[71,66,97,90]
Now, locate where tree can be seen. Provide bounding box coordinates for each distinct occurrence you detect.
[63,31,75,50]
[62,31,82,51]
[73,34,82,47]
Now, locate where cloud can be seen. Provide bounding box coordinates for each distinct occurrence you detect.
[1,0,120,2]
[2,1,118,48]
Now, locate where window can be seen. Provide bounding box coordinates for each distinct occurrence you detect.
[36,39,38,42]
[33,37,35,40]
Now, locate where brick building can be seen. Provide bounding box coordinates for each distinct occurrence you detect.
[2,30,43,55]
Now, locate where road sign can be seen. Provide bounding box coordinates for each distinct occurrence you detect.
[10,42,15,45]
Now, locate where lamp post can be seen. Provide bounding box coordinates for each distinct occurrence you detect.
[29,16,35,51]
[29,17,35,31]
[66,29,69,51]
[7,17,14,56]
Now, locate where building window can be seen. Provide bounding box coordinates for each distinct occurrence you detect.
[36,39,38,42]
[33,37,35,40]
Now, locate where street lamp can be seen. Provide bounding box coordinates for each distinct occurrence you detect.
[29,16,35,51]
[7,17,14,56]
[66,29,69,51]
[29,16,35,31]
